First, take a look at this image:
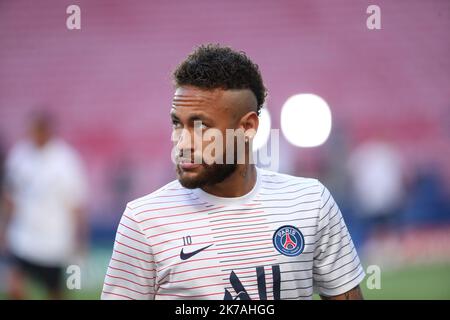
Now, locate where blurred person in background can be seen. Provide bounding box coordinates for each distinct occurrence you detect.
[347,138,405,246]
[0,111,88,299]
[403,165,450,227]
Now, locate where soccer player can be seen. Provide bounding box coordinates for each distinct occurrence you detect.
[101,44,365,300]
[0,112,88,299]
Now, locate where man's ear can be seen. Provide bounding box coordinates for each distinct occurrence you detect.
[240,111,259,140]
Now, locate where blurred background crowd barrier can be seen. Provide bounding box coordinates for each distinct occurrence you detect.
[0,0,449,299]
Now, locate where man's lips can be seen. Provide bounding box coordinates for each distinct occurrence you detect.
[179,162,201,170]
[177,159,202,170]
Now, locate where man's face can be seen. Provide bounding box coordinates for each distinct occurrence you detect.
[30,119,52,148]
[171,86,244,189]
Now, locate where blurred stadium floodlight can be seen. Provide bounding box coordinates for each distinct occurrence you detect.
[281,93,332,147]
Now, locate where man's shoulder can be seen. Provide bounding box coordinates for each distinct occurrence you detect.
[258,168,323,189]
[6,141,33,168]
[126,179,185,210]
[7,140,31,157]
[51,139,80,159]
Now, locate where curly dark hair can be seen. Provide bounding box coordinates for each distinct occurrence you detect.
[173,44,267,115]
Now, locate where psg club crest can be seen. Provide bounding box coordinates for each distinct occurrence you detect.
[273,225,305,257]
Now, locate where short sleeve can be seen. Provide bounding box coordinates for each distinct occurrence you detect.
[313,182,365,297]
[101,206,157,300]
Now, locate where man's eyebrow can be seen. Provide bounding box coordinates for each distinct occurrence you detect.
[171,111,214,124]
[187,113,214,123]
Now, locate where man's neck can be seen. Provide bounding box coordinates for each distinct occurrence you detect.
[201,164,257,198]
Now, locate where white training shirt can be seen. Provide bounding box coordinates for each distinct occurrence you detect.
[102,167,365,300]
[5,139,87,266]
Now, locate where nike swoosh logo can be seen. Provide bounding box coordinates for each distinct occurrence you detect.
[180,244,213,260]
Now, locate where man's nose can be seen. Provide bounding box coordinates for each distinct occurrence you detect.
[175,128,193,153]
